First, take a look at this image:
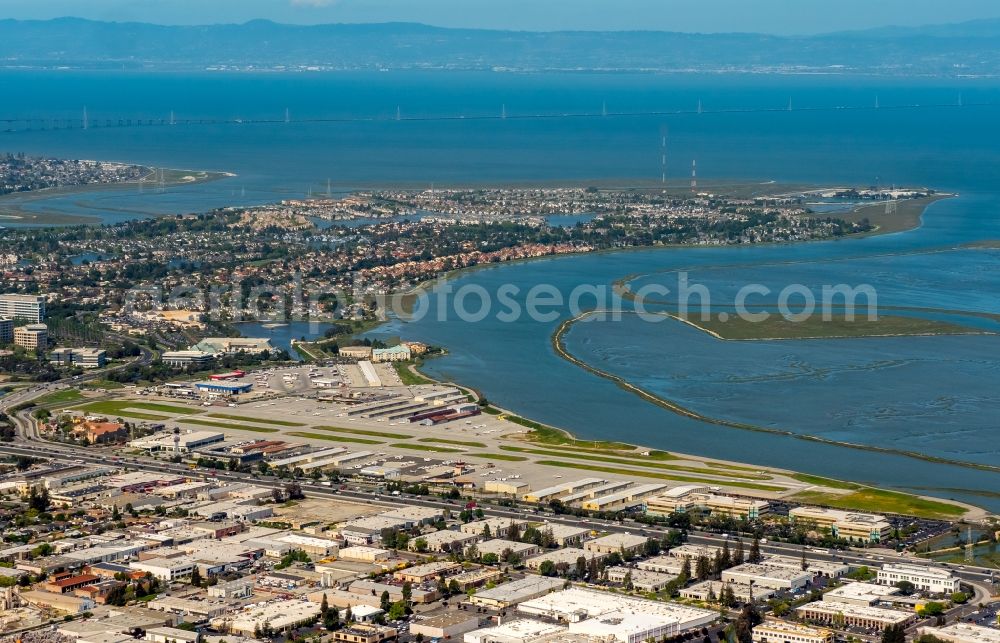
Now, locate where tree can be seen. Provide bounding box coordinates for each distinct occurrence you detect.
[721,583,738,608]
[720,540,732,570]
[323,606,339,631]
[680,555,692,581]
[380,590,391,612]
[482,523,492,539]
[402,581,412,605]
[575,556,588,579]
[733,538,744,565]
[538,560,557,577]
[190,566,202,587]
[895,580,915,595]
[320,593,329,615]
[882,624,906,643]
[387,601,406,621]
[920,602,946,617]
[696,555,711,581]
[748,537,762,564]
[735,603,762,643]
[414,538,428,553]
[800,546,808,571]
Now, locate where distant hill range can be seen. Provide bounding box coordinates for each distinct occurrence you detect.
[2,17,1000,75]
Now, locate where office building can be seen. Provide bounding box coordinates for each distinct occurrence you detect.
[0,294,46,322]
[14,323,48,349]
[876,563,960,594]
[752,620,834,643]
[788,507,891,543]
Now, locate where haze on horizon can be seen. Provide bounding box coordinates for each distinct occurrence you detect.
[3,0,1000,34]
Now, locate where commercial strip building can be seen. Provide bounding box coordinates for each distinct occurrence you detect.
[521,478,606,504]
[606,566,677,592]
[579,483,668,512]
[794,601,917,631]
[410,613,482,641]
[214,600,321,636]
[0,293,46,322]
[916,624,1000,643]
[464,619,566,643]
[680,580,775,603]
[525,547,603,571]
[822,582,900,607]
[468,575,566,609]
[475,539,541,560]
[876,563,961,594]
[721,562,813,591]
[460,517,530,539]
[518,588,717,643]
[584,533,650,556]
[788,507,891,543]
[752,619,834,643]
[646,486,771,520]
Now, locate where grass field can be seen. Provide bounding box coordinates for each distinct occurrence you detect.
[503,414,638,451]
[393,362,435,386]
[500,446,772,480]
[181,418,279,433]
[389,442,463,453]
[35,389,84,406]
[788,489,966,520]
[680,313,981,341]
[418,438,487,448]
[287,431,384,445]
[206,413,306,427]
[313,425,412,439]
[534,459,786,491]
[75,400,201,417]
[790,473,859,490]
[467,453,529,462]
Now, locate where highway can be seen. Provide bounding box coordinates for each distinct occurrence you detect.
[0,436,996,595]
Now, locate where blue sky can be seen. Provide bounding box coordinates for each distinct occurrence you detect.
[3,0,1000,33]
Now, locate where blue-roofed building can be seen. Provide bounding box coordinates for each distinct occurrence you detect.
[194,380,253,397]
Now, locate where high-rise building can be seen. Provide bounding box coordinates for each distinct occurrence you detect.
[0,294,46,323]
[0,317,12,344]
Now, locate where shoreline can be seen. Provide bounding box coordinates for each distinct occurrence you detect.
[400,330,986,520]
[0,166,234,226]
[549,310,1000,480]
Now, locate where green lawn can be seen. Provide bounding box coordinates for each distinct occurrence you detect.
[393,362,435,386]
[287,431,384,445]
[206,413,306,427]
[788,489,966,520]
[181,418,279,433]
[500,446,771,481]
[75,400,202,416]
[503,414,638,451]
[35,389,84,406]
[534,460,786,492]
[418,438,487,448]
[467,453,529,462]
[313,425,412,439]
[790,473,860,490]
[389,442,464,453]
[686,313,981,341]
